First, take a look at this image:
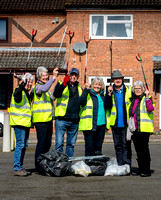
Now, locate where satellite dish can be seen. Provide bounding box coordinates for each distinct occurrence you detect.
[72,42,86,54]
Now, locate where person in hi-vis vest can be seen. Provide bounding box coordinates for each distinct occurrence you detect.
[10,73,34,176]
[105,70,132,168]
[32,66,59,173]
[54,68,82,158]
[128,81,155,177]
[79,77,107,162]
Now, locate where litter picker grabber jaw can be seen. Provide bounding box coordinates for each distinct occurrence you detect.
[136,53,149,90]
[54,26,68,70]
[66,30,74,74]
[84,36,91,84]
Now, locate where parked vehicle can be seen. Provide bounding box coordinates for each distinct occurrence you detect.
[0,111,4,137]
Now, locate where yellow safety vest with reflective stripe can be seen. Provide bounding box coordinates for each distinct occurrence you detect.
[79,94,93,131]
[106,85,132,129]
[32,84,54,123]
[139,96,155,132]
[10,90,32,127]
[55,82,82,117]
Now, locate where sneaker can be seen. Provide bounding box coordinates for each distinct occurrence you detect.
[14,169,29,177]
[22,168,32,176]
[140,172,151,177]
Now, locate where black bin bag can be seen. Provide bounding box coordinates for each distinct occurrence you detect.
[37,150,72,177]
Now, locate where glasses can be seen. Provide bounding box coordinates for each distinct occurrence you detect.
[134,88,142,91]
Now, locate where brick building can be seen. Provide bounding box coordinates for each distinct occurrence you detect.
[0,0,161,132]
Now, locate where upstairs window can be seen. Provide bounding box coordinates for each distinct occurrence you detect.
[90,14,133,39]
[0,18,8,42]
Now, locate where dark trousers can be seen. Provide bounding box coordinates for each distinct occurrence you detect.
[112,127,131,166]
[83,125,106,157]
[34,121,53,170]
[132,131,151,173]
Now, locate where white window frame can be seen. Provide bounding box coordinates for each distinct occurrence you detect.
[90,14,133,40]
[89,76,132,93]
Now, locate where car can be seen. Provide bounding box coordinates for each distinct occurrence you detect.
[0,111,4,137]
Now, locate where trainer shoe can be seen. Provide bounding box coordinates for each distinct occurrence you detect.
[14,169,29,176]
[22,168,32,176]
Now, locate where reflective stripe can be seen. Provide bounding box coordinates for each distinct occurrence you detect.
[140,110,153,114]
[140,119,153,123]
[62,94,68,98]
[82,106,92,111]
[111,112,115,115]
[112,104,116,107]
[10,103,30,109]
[56,103,67,107]
[10,112,31,118]
[80,115,92,119]
[32,109,52,113]
[33,100,51,104]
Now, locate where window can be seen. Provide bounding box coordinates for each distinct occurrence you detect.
[89,76,132,93]
[0,18,8,42]
[90,14,133,39]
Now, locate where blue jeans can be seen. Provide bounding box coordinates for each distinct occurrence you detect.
[14,126,29,171]
[55,119,78,157]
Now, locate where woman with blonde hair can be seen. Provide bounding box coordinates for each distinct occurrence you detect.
[79,77,106,160]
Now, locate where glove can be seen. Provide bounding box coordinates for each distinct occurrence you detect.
[63,75,70,86]
[22,74,28,83]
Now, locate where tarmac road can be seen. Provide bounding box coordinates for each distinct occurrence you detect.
[0,142,161,200]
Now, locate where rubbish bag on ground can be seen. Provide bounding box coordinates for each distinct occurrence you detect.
[71,161,91,177]
[86,160,107,176]
[85,155,110,176]
[104,157,130,176]
[37,150,72,177]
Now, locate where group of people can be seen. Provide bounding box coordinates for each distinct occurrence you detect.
[9,66,155,177]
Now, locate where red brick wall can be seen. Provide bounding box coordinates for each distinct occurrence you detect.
[66,10,161,131]
[1,11,161,132]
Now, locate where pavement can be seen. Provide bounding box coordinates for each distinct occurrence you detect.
[0,133,161,200]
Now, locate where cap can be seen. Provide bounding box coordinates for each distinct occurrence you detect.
[69,68,79,75]
[112,70,124,79]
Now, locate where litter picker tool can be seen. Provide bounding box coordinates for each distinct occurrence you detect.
[13,29,37,80]
[66,30,74,73]
[69,155,107,162]
[84,36,91,83]
[110,41,112,85]
[54,26,68,69]
[136,53,149,90]
[108,41,113,93]
[25,29,37,73]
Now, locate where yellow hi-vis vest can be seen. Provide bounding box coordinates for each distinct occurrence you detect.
[32,84,54,123]
[139,96,155,133]
[54,82,82,117]
[79,94,93,131]
[10,90,32,127]
[106,85,132,129]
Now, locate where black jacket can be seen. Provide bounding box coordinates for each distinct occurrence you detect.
[54,81,81,123]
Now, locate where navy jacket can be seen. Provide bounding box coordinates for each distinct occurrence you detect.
[79,88,105,131]
[104,84,128,128]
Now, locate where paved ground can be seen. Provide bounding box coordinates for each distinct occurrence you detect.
[0,138,161,200]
